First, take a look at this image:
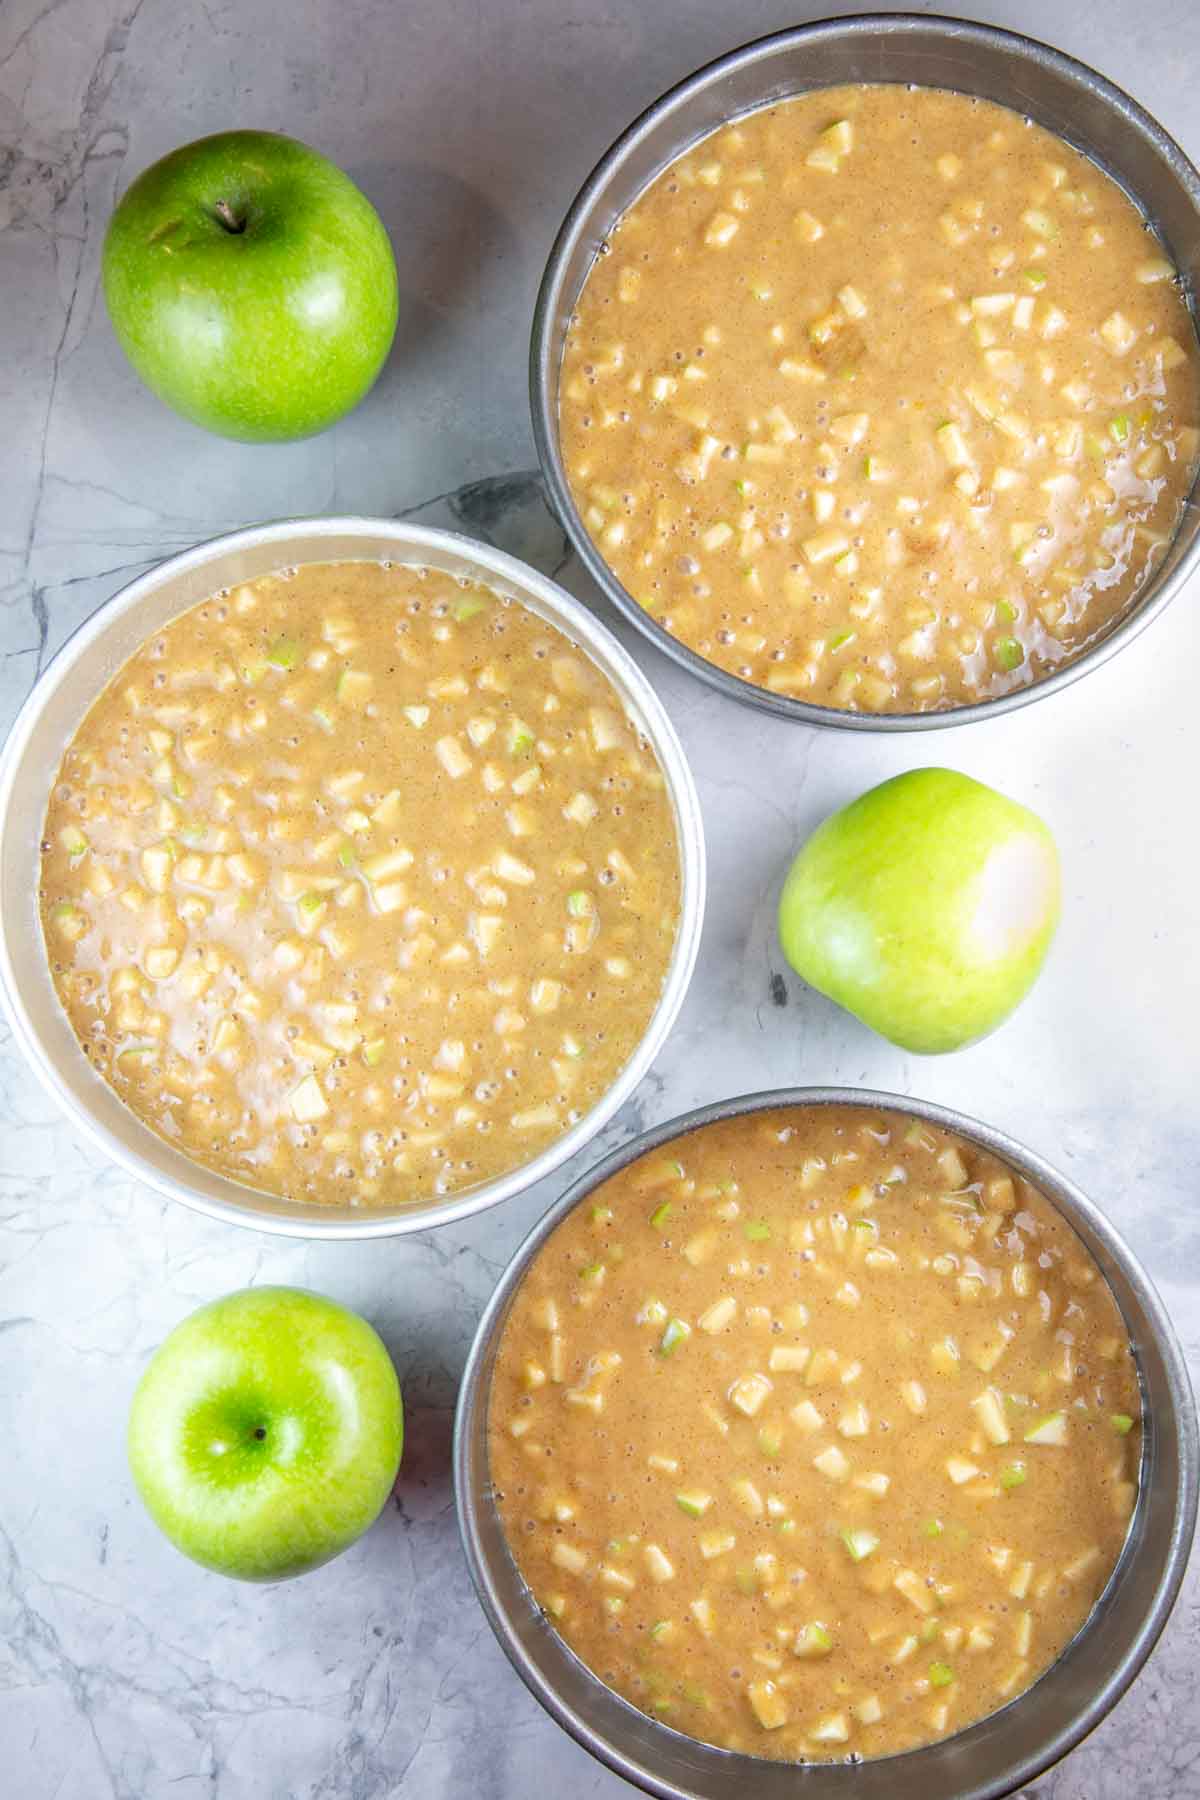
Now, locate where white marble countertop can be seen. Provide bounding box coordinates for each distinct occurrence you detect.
[3,0,1199,1794]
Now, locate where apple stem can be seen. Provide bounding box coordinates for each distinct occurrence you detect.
[213,199,246,235]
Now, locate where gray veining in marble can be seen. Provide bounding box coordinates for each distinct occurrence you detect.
[3,0,1200,1795]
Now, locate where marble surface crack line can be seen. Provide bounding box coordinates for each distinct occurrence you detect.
[0,0,77,77]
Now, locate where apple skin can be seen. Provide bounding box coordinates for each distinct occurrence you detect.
[777,768,1060,1054]
[102,131,398,442]
[128,1286,403,1581]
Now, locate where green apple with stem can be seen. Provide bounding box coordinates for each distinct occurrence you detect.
[778,767,1060,1054]
[103,131,398,442]
[128,1286,403,1580]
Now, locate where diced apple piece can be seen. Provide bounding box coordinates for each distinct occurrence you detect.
[288,1075,328,1122]
[831,412,869,447]
[806,1348,840,1387]
[894,1568,935,1614]
[470,913,504,958]
[791,1620,833,1659]
[704,211,739,247]
[684,1298,736,1347]
[731,1478,764,1517]
[729,1373,772,1417]
[144,946,179,980]
[588,707,624,752]
[336,669,373,706]
[493,851,536,886]
[643,1543,675,1583]
[1099,311,1138,355]
[814,1445,851,1482]
[435,736,472,779]
[363,848,414,883]
[934,420,974,470]
[790,1399,823,1434]
[690,1595,717,1635]
[698,1531,736,1561]
[748,1680,789,1730]
[1024,1412,1068,1446]
[802,529,850,566]
[140,845,174,893]
[51,902,90,941]
[838,1403,870,1438]
[972,1389,1010,1446]
[853,1472,891,1498]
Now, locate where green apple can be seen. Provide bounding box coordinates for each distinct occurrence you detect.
[778,768,1060,1054]
[102,131,398,442]
[128,1286,403,1581]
